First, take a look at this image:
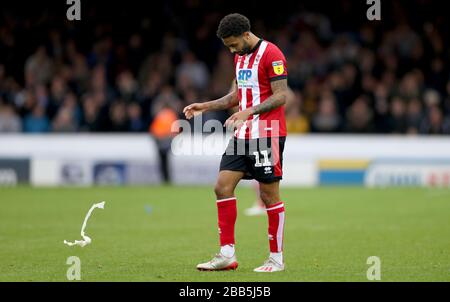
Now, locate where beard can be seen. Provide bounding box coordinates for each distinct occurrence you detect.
[236,41,252,55]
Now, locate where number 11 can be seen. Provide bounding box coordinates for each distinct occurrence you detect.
[253,150,271,167]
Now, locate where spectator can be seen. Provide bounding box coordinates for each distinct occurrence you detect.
[176,51,209,93]
[345,96,375,133]
[108,101,129,132]
[47,76,68,120]
[209,49,234,97]
[406,98,423,134]
[128,34,146,76]
[285,90,309,133]
[419,105,450,135]
[128,102,146,132]
[373,83,390,133]
[24,45,54,86]
[23,105,50,133]
[79,94,101,132]
[116,70,138,103]
[52,93,80,132]
[387,97,408,134]
[443,80,450,116]
[0,102,22,132]
[89,64,115,103]
[52,107,78,132]
[423,89,441,109]
[311,91,342,133]
[151,85,182,118]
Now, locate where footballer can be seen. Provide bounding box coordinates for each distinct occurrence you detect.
[183,13,291,272]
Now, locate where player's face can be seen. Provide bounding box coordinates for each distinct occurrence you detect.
[222,34,252,56]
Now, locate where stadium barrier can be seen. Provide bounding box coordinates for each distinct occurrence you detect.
[1,134,450,187]
[0,134,162,186]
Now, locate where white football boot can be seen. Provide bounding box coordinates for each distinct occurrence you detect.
[253,257,285,272]
[197,253,238,271]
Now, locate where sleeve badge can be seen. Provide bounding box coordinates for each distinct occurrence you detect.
[272,61,284,75]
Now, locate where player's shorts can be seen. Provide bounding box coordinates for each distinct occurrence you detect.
[219,136,286,183]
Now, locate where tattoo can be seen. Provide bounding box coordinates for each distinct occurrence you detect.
[205,81,238,111]
[206,91,238,111]
[250,79,288,115]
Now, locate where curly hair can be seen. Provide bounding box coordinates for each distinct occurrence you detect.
[216,13,251,39]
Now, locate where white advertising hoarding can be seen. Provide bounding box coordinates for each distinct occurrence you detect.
[1,134,450,187]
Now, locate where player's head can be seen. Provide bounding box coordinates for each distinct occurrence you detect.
[216,13,252,56]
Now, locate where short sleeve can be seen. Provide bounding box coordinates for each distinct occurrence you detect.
[264,45,288,82]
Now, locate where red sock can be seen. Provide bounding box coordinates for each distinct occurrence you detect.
[216,197,237,246]
[266,202,285,253]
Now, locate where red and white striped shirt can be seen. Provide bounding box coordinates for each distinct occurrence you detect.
[234,39,288,139]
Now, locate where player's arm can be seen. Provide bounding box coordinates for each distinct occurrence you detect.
[225,79,291,129]
[183,81,238,120]
[250,79,290,115]
[205,80,239,111]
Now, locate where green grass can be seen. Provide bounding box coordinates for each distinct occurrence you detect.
[0,186,449,281]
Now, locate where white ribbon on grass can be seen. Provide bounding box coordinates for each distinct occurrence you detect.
[64,201,106,247]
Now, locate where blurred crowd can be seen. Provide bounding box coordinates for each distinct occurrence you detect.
[1,0,450,135]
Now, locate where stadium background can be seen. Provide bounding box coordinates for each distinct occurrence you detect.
[0,0,449,282]
[1,0,450,136]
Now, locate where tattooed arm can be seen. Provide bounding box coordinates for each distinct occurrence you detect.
[204,80,239,111]
[250,79,290,115]
[224,79,292,129]
[183,81,238,119]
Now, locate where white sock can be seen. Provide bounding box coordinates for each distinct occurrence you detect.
[270,252,283,265]
[220,244,235,258]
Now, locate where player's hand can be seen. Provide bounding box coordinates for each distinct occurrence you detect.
[225,109,252,131]
[183,103,207,120]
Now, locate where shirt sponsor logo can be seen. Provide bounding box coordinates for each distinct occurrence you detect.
[237,69,254,88]
[237,69,252,81]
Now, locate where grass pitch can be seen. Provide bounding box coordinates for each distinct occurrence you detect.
[0,186,449,281]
